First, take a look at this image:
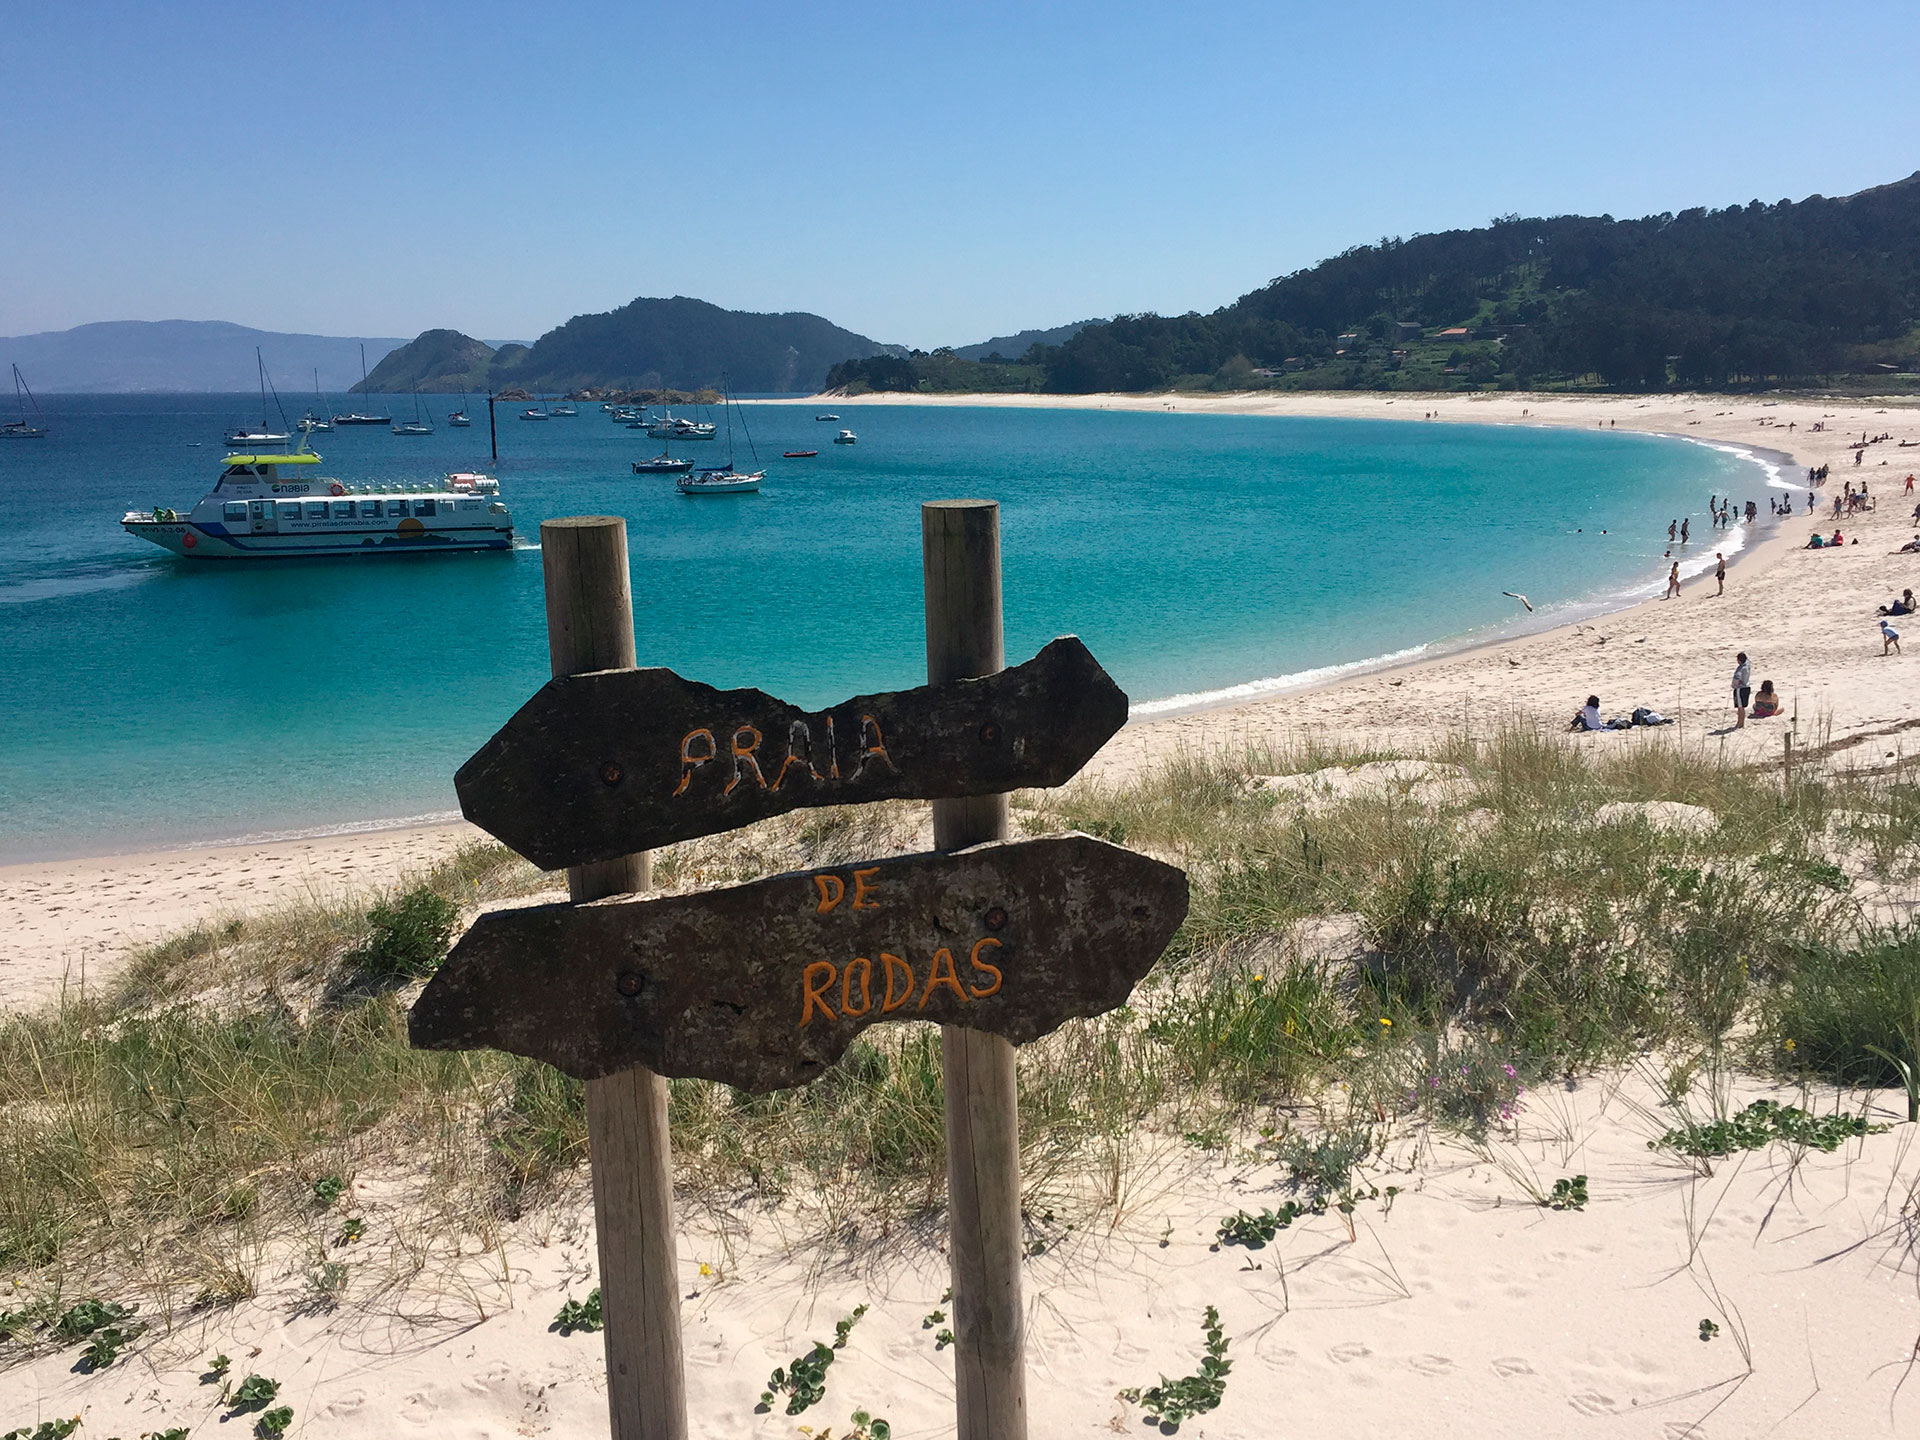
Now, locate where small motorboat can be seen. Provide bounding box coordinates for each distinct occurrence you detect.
[633,454,695,474]
[521,408,550,421]
[446,410,472,427]
[225,429,290,447]
[832,429,857,445]
[783,449,818,458]
[815,413,840,422]
[549,404,578,417]
[678,467,763,495]
[392,421,433,436]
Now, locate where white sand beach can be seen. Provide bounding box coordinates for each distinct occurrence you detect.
[5,392,1920,1438]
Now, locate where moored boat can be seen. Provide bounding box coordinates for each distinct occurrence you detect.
[332,344,392,425]
[815,413,839,422]
[633,453,695,474]
[833,429,857,445]
[3,364,48,438]
[122,452,513,558]
[677,466,763,495]
[783,449,818,458]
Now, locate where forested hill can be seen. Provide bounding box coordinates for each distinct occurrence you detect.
[830,174,1920,395]
[356,297,900,394]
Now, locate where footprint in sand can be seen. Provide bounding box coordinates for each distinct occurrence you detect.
[1408,1354,1455,1375]
[884,1339,921,1364]
[687,1341,729,1369]
[1663,1425,1707,1439]
[322,1390,368,1419]
[462,1363,511,1395]
[1568,1391,1618,1416]
[1328,1342,1372,1365]
[399,1392,440,1425]
[1490,1356,1535,1379]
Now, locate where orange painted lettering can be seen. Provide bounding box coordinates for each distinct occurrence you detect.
[674,728,717,796]
[852,713,897,780]
[967,937,1004,998]
[918,947,968,1009]
[771,719,825,791]
[851,867,881,910]
[814,874,846,913]
[881,953,915,1012]
[841,956,873,1016]
[799,961,838,1026]
[724,724,767,796]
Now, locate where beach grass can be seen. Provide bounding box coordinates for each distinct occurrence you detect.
[3,721,1917,1337]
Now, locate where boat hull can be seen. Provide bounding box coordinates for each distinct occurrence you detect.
[123,517,513,559]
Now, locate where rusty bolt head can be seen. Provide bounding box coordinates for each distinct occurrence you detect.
[984,906,1008,931]
[616,971,643,997]
[979,721,1002,745]
[601,761,623,786]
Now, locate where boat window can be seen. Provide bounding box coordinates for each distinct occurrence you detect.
[278,502,301,520]
[305,502,328,519]
[387,500,407,518]
[221,465,250,480]
[360,501,381,519]
[459,499,480,511]
[332,501,354,518]
[415,499,436,517]
[223,501,248,521]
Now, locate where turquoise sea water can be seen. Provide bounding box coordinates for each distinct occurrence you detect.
[0,396,1782,860]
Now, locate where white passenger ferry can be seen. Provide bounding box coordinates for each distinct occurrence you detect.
[122,453,514,558]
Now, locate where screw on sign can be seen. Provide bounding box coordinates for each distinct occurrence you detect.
[411,505,1188,1440]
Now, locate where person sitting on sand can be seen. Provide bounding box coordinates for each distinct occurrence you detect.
[1806,533,1827,549]
[1883,619,1903,655]
[1572,696,1608,732]
[1901,534,1920,554]
[1832,531,1845,546]
[1749,680,1782,719]
[1878,589,1916,616]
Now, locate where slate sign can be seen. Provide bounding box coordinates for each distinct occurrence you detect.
[409,834,1188,1092]
[455,636,1127,870]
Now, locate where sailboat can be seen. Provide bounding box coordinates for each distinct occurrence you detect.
[677,377,763,495]
[447,392,472,427]
[225,348,291,447]
[393,388,434,436]
[299,368,332,433]
[2,364,47,438]
[331,343,392,425]
[631,426,694,474]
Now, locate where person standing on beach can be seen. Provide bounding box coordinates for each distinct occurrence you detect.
[1732,652,1751,728]
[1715,552,1725,596]
[1665,561,1681,599]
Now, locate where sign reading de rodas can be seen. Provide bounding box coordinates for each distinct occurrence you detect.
[455,636,1127,870]
[409,834,1188,1092]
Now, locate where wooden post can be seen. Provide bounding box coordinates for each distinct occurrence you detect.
[923,500,1027,1440]
[488,391,498,465]
[1784,732,1794,792]
[542,517,686,1440]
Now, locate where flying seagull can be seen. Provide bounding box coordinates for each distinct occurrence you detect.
[1502,591,1533,612]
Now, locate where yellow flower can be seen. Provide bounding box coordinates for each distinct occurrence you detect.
[1251,973,1264,982]
[1284,1017,1296,1035]
[1783,1038,1796,1053]
[1379,1017,1393,1028]
[698,1262,712,1276]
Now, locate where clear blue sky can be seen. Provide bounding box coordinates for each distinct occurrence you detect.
[4,1,1917,349]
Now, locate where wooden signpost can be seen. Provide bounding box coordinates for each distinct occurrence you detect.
[412,505,1188,1440]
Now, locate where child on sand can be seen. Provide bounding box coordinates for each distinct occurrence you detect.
[1883,620,1903,655]
[1750,680,1781,718]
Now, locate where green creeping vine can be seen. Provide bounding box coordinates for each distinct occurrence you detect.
[553,1288,603,1334]
[1655,1100,1886,1158]
[760,1305,868,1415]
[1545,1175,1589,1210]
[1119,1305,1232,1431]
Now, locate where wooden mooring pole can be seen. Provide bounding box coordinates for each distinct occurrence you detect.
[923,499,1028,1440]
[542,517,686,1440]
